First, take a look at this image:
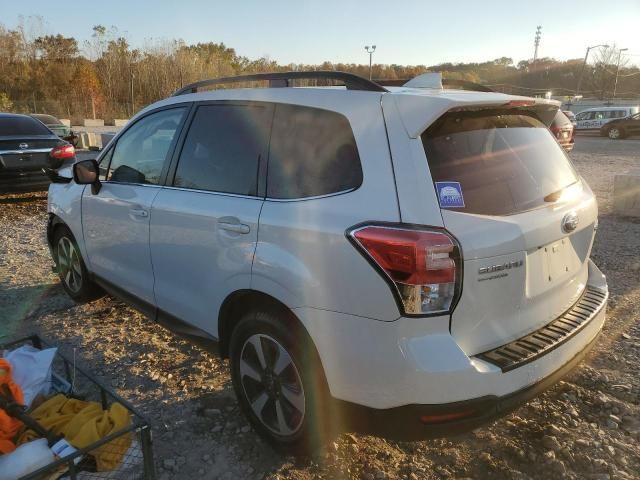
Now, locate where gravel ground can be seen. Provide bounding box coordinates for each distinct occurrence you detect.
[1,136,639,480]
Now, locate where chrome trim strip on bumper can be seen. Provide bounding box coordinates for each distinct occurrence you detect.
[0,148,53,155]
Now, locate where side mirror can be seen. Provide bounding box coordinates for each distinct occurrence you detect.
[73,159,102,194]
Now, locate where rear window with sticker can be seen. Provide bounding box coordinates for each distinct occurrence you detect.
[421,110,578,216]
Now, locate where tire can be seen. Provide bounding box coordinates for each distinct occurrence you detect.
[229,308,334,454]
[607,127,625,140]
[53,225,103,302]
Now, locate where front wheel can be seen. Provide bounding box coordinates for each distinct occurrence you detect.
[229,309,334,454]
[607,127,625,139]
[53,226,103,302]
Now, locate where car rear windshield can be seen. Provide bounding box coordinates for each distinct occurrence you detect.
[552,111,573,128]
[0,116,51,136]
[32,114,62,125]
[421,111,578,216]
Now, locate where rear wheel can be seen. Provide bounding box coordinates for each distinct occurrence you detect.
[607,127,625,139]
[54,226,103,302]
[229,308,334,454]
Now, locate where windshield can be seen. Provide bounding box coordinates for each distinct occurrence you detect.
[32,114,62,125]
[422,111,579,216]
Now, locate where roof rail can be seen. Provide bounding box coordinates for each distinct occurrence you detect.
[172,71,389,96]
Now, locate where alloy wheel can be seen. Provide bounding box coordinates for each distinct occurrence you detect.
[239,334,306,436]
[57,237,82,293]
[608,128,620,139]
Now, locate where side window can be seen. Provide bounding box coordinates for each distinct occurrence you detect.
[576,112,591,121]
[108,107,186,185]
[97,147,113,181]
[267,104,363,199]
[594,111,605,120]
[173,104,270,196]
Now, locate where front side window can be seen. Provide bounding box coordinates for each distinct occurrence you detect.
[576,112,592,121]
[108,107,186,185]
[421,111,579,216]
[174,104,271,196]
[267,104,362,199]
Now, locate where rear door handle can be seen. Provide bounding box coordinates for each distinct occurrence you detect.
[130,208,149,218]
[219,222,250,234]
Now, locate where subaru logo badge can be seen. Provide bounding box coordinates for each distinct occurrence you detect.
[19,143,28,149]
[561,211,579,233]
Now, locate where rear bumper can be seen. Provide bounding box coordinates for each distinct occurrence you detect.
[346,322,601,439]
[296,260,607,428]
[0,169,50,192]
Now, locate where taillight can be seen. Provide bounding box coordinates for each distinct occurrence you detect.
[349,225,461,316]
[505,100,536,108]
[50,144,75,160]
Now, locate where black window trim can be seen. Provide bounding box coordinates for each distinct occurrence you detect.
[97,102,193,188]
[165,100,274,199]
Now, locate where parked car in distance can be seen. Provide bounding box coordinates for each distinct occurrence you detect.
[562,110,577,126]
[0,113,76,192]
[46,71,608,451]
[599,112,640,139]
[29,114,78,146]
[574,106,640,132]
[550,111,575,152]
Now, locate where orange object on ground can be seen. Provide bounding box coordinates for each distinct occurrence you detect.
[0,358,24,454]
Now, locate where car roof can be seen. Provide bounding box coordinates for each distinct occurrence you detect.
[0,112,34,119]
[140,85,559,138]
[578,106,639,112]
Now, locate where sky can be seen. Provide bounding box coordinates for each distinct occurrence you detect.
[3,0,639,66]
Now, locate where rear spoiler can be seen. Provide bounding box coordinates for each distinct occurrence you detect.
[375,73,494,93]
[390,95,560,139]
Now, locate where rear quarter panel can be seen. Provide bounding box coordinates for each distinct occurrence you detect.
[252,92,402,321]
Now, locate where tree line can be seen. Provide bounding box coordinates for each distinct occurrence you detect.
[1,19,638,120]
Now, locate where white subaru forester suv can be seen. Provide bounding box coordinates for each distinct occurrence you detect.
[47,71,608,451]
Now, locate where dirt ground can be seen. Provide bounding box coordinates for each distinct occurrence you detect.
[1,135,639,480]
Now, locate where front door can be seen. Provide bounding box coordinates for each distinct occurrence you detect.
[82,106,188,308]
[150,102,272,335]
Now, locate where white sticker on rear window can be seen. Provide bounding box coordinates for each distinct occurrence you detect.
[436,181,465,208]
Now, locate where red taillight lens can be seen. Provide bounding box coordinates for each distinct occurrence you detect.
[420,411,473,424]
[50,144,75,160]
[350,226,460,315]
[505,100,536,108]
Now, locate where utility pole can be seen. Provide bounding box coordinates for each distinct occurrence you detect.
[613,47,628,99]
[576,44,609,96]
[364,45,376,80]
[130,62,135,117]
[533,26,542,70]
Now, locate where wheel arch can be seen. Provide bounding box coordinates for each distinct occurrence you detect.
[218,289,314,360]
[47,213,69,248]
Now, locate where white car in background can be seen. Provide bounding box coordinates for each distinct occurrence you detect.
[574,105,640,132]
[46,71,608,451]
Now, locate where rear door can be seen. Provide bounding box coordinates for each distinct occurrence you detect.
[82,106,188,309]
[149,102,272,335]
[420,110,598,355]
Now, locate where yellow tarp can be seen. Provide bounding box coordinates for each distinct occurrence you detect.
[19,394,132,472]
